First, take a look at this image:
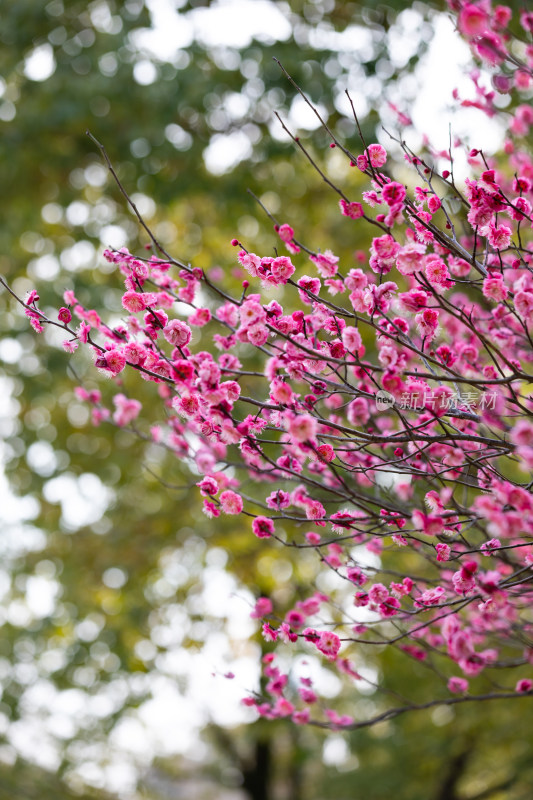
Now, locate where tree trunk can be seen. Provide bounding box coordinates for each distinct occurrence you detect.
[242,740,271,800]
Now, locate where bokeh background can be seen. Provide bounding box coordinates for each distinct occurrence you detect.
[1,1,532,798]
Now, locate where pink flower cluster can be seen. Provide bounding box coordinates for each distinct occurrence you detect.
[16,0,533,731]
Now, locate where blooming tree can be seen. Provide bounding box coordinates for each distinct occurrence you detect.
[3,0,533,734]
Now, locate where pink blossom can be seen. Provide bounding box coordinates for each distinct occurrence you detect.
[270,378,294,405]
[382,181,406,206]
[112,394,142,426]
[458,4,489,36]
[378,345,397,368]
[347,397,370,426]
[202,500,220,519]
[449,256,471,276]
[514,70,530,90]
[58,307,72,324]
[487,223,512,250]
[481,538,501,555]
[478,570,501,594]
[353,591,369,607]
[412,510,444,536]
[521,10,533,33]
[324,709,354,727]
[297,276,321,304]
[189,308,211,326]
[287,413,317,443]
[339,199,364,219]
[306,500,326,522]
[379,596,401,616]
[75,387,101,403]
[25,310,43,333]
[482,276,508,302]
[266,671,288,694]
[368,583,388,604]
[448,676,469,694]
[197,476,218,497]
[452,561,478,595]
[298,595,322,615]
[316,631,341,659]
[346,567,365,587]
[219,490,243,515]
[315,443,335,463]
[341,326,363,353]
[278,223,294,242]
[345,268,367,291]
[366,143,387,167]
[173,392,200,418]
[262,623,278,642]
[247,324,269,346]
[299,687,318,704]
[125,342,147,366]
[310,250,339,278]
[514,291,533,322]
[156,290,175,308]
[474,31,506,65]
[399,289,429,312]
[239,300,266,328]
[266,490,290,510]
[250,597,273,619]
[220,380,240,402]
[282,611,303,631]
[511,420,533,446]
[372,234,400,262]
[252,516,275,538]
[269,256,295,285]
[428,195,441,213]
[425,257,454,291]
[324,278,344,295]
[292,709,310,724]
[163,319,192,347]
[91,407,110,426]
[415,308,439,340]
[436,543,451,562]
[238,251,262,277]
[103,348,126,374]
[492,5,511,29]
[216,301,239,326]
[144,308,167,331]
[415,586,445,607]
[273,697,294,717]
[509,196,532,221]
[362,190,381,206]
[396,243,426,275]
[122,291,148,313]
